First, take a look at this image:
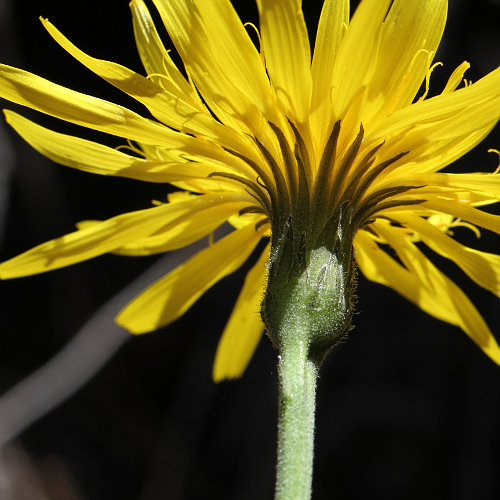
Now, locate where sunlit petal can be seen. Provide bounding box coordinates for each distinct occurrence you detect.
[213,242,269,381]
[257,0,312,124]
[0,193,249,278]
[116,223,265,333]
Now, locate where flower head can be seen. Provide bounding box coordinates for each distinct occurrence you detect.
[1,0,500,380]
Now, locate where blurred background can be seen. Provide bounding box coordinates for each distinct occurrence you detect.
[0,0,500,499]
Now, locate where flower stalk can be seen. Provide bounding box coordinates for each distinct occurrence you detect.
[275,337,318,500]
[263,212,356,500]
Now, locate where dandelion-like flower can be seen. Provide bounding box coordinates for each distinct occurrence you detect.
[1,0,500,387]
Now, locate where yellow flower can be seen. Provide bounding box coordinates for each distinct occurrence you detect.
[1,0,500,380]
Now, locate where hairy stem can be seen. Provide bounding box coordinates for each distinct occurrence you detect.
[274,338,318,500]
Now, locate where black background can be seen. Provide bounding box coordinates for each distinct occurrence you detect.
[1,1,500,499]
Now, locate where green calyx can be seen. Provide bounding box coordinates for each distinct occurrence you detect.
[262,204,356,366]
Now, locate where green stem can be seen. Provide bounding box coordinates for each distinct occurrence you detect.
[274,338,318,500]
[264,238,355,500]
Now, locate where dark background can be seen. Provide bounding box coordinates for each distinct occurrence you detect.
[0,0,500,499]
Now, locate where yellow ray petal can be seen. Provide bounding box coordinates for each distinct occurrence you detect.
[0,63,194,149]
[442,62,470,94]
[0,193,248,278]
[421,198,500,235]
[153,0,276,131]
[213,242,269,381]
[195,0,275,108]
[5,93,254,185]
[330,0,392,119]
[411,100,499,145]
[372,104,499,180]
[393,213,500,297]
[6,109,246,188]
[257,0,312,124]
[366,0,447,118]
[42,17,253,154]
[368,119,497,190]
[116,222,266,334]
[310,0,349,149]
[395,171,500,201]
[4,109,206,183]
[130,0,204,109]
[110,202,251,256]
[356,231,437,312]
[381,120,497,179]
[374,66,500,140]
[368,223,500,365]
[131,0,175,81]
